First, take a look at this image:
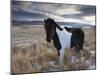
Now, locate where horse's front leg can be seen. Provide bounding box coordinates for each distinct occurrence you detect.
[58,48,65,65]
[55,50,60,64]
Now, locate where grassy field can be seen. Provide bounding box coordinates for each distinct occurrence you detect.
[11,25,96,74]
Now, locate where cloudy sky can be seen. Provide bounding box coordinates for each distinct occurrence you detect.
[12,1,96,25]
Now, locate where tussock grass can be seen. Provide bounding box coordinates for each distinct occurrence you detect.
[11,25,96,74]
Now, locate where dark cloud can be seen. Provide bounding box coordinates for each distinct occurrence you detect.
[12,9,47,18]
[62,14,83,19]
[11,1,48,21]
[62,5,96,19]
[11,0,20,5]
[79,5,96,16]
[11,1,96,25]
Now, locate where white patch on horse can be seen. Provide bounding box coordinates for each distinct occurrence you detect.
[56,27,72,64]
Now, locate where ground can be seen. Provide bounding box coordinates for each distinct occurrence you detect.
[11,25,96,74]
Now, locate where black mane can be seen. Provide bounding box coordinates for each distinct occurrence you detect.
[47,18,63,31]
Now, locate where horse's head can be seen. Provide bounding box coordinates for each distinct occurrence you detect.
[44,18,55,42]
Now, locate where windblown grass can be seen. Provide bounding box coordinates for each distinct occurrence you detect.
[11,25,96,74]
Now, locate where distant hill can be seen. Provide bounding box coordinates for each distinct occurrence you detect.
[12,20,95,28]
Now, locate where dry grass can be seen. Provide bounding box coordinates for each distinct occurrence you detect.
[11,25,96,74]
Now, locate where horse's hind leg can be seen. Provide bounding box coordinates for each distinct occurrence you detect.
[80,40,84,50]
[70,46,79,64]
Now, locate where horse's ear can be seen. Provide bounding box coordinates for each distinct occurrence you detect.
[52,19,54,22]
[44,19,46,22]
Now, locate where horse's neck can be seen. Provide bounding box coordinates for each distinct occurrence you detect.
[52,28,62,50]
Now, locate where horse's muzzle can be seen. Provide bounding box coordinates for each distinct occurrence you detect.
[46,38,51,42]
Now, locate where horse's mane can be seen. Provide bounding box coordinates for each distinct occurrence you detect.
[54,22,63,31]
[46,18,63,31]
